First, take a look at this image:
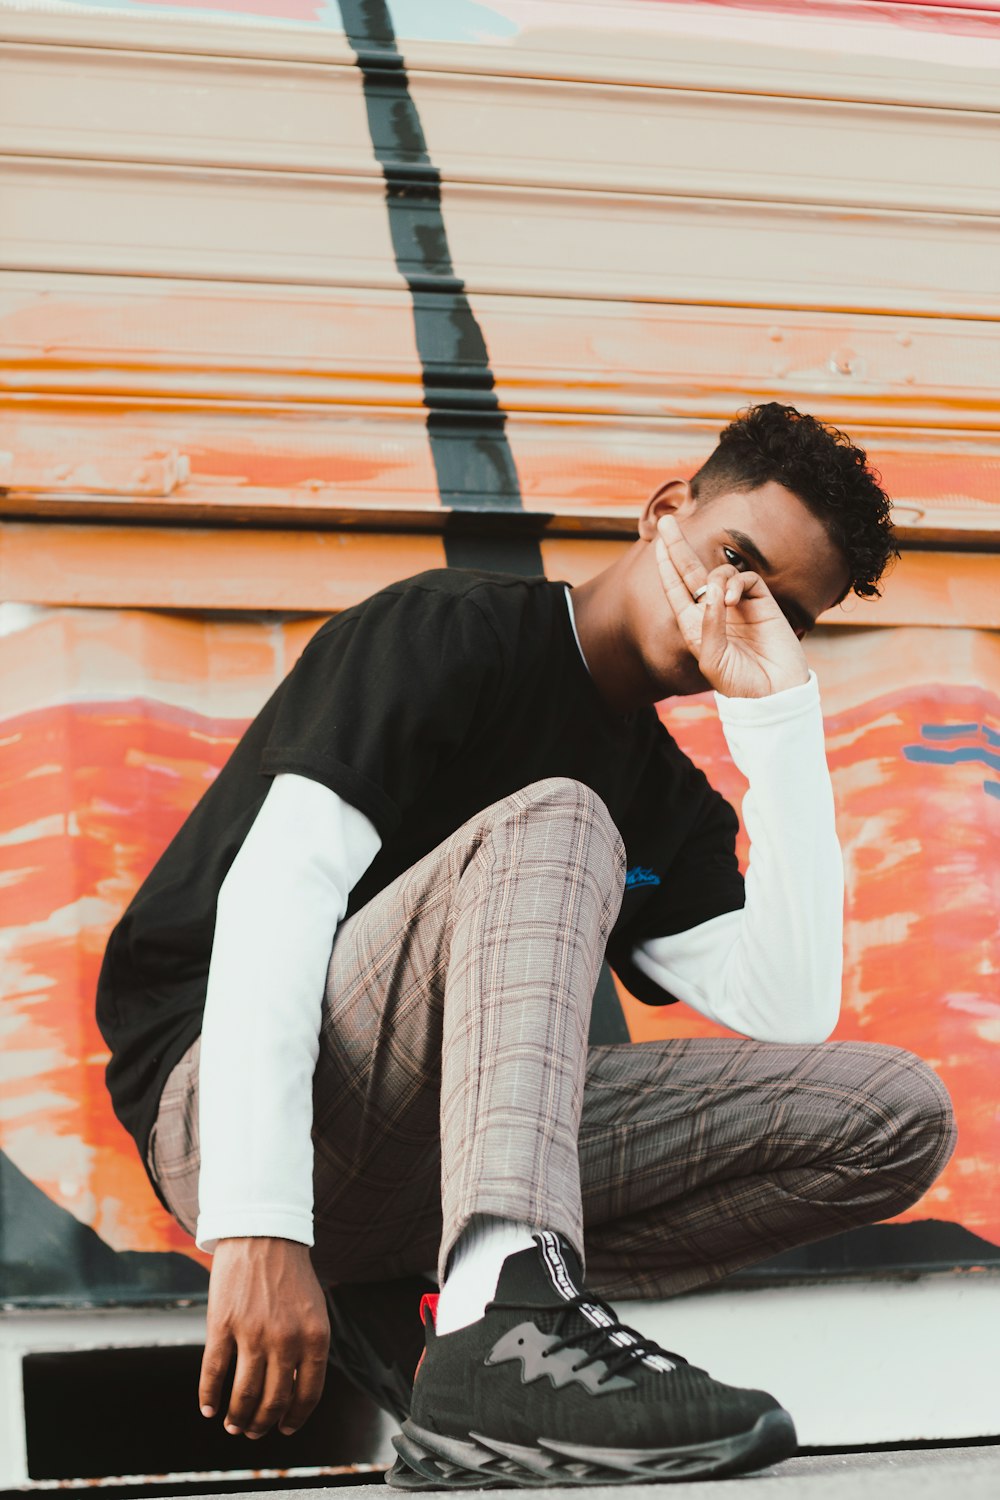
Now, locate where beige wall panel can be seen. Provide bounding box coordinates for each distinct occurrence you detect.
[434,184,1000,316]
[398,5,1000,107]
[3,158,997,315]
[4,275,997,431]
[0,7,355,66]
[0,43,377,176]
[405,75,1000,216]
[5,41,997,216]
[2,4,997,109]
[0,158,400,285]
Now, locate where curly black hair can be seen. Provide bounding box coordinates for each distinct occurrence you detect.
[690,403,897,599]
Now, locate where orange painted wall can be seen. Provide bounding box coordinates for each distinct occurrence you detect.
[2,609,997,1266]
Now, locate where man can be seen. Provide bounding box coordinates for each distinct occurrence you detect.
[98,403,955,1486]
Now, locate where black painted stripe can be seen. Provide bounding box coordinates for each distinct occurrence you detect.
[337,0,543,576]
[337,5,626,1039]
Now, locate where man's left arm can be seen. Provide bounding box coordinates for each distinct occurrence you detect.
[632,671,844,1044]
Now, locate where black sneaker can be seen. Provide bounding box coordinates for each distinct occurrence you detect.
[326,1273,436,1423]
[386,1231,796,1488]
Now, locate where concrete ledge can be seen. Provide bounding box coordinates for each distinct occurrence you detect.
[614,1273,1000,1447]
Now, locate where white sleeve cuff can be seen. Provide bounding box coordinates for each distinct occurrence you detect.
[714,670,818,728]
[196,1209,315,1256]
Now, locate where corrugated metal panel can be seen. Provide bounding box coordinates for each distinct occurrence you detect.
[1,0,998,1310]
[1,522,998,625]
[2,1,999,538]
[3,278,998,537]
[9,170,988,315]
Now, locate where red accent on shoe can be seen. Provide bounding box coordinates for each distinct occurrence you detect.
[419,1292,440,1329]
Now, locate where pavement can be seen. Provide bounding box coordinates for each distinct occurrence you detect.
[220,1445,1000,1500]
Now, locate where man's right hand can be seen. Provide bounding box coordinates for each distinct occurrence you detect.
[199,1237,331,1439]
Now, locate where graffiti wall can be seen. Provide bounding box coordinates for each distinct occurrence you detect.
[1,0,998,1301]
[2,603,998,1291]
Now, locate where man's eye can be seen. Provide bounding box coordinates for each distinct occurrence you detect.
[722,547,749,571]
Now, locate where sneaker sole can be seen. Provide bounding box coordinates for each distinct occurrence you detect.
[385,1408,797,1489]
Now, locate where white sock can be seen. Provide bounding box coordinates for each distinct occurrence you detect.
[435,1215,538,1334]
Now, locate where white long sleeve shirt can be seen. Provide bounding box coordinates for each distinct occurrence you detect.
[196,599,843,1252]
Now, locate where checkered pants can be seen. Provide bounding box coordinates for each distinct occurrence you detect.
[149,777,955,1298]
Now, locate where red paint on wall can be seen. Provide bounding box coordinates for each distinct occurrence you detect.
[625,683,1000,1242]
[2,678,997,1259]
[1,700,242,1262]
[638,0,1000,38]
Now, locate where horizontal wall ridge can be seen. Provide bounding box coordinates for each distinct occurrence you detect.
[5,38,1000,116]
[2,276,994,328]
[2,520,997,624]
[2,11,999,109]
[6,381,1000,434]
[2,148,997,221]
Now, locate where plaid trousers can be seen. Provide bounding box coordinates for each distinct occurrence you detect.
[149,777,955,1298]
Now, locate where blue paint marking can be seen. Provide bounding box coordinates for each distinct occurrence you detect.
[902,722,1000,800]
[919,723,980,739]
[902,746,1000,773]
[626,866,662,889]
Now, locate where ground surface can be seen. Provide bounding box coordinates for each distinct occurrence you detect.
[217,1445,1000,1500]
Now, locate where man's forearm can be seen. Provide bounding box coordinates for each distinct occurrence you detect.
[634,672,843,1043]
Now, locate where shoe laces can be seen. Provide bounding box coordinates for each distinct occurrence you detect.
[488,1291,688,1384]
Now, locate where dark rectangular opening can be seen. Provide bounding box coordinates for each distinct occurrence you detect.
[23,1345,387,1482]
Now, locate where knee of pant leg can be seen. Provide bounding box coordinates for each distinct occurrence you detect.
[522,778,626,895]
[862,1046,957,1212]
[521,778,621,847]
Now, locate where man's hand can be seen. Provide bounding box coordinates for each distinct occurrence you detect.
[655,515,810,698]
[199,1237,330,1439]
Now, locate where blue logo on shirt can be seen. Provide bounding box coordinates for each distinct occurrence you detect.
[625,865,661,889]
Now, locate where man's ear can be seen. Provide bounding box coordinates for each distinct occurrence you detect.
[637,478,695,541]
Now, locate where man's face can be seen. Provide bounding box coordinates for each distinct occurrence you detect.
[633,480,852,695]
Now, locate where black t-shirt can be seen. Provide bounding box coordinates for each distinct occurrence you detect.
[97,570,744,1171]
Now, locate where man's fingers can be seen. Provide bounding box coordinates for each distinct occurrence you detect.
[656,541,747,666]
[656,514,708,597]
[225,1346,267,1435]
[199,1328,235,1419]
[279,1350,330,1436]
[715,567,764,606]
[698,577,729,668]
[654,537,703,655]
[245,1355,297,1440]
